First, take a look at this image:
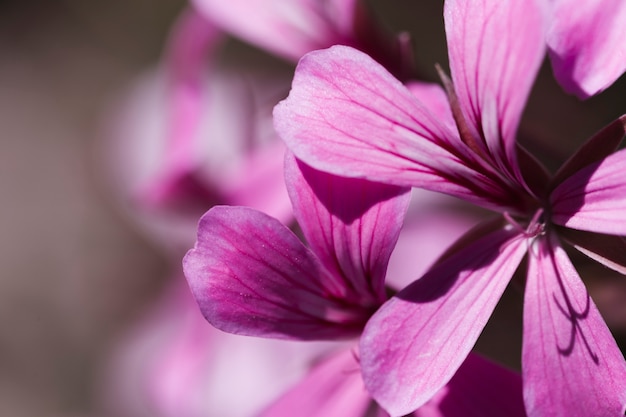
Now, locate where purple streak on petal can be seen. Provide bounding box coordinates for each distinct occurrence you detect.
[551,115,626,189]
[557,227,626,276]
[275,45,517,212]
[523,235,626,416]
[257,347,374,417]
[444,0,546,185]
[192,0,357,62]
[143,8,222,205]
[183,206,373,340]
[285,153,410,307]
[360,225,527,416]
[551,148,626,235]
[547,0,626,98]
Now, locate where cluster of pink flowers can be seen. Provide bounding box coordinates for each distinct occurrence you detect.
[103,0,626,416]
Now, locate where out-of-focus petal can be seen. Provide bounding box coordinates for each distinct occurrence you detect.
[192,0,357,61]
[275,45,516,212]
[416,354,526,417]
[444,0,546,184]
[257,348,372,417]
[285,153,410,306]
[550,148,626,235]
[522,235,626,416]
[100,280,331,417]
[183,206,374,340]
[360,225,527,416]
[547,0,626,98]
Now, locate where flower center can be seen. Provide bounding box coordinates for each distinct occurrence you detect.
[504,208,546,238]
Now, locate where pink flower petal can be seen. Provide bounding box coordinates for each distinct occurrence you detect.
[547,0,626,98]
[275,45,516,212]
[257,348,373,417]
[444,0,546,184]
[551,148,626,235]
[360,225,528,416]
[285,153,410,307]
[522,235,626,416]
[419,353,526,417]
[192,0,357,61]
[183,206,373,340]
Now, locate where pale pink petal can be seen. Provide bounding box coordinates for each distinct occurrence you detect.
[285,153,410,306]
[141,7,222,206]
[192,0,357,61]
[257,348,373,417]
[444,0,546,182]
[360,226,528,416]
[551,148,626,235]
[100,280,331,417]
[183,206,374,340]
[522,235,626,416]
[275,45,517,212]
[219,140,292,224]
[547,0,626,98]
[416,354,526,417]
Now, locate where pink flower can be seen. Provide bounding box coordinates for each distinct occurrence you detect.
[546,0,626,98]
[184,153,526,416]
[99,280,329,417]
[274,0,626,415]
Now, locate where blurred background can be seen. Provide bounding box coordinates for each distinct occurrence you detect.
[1,1,626,416]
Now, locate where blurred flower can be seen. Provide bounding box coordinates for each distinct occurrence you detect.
[546,0,626,98]
[274,0,626,415]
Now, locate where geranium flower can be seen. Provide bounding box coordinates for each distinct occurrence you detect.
[184,152,526,416]
[274,0,626,415]
[547,0,626,98]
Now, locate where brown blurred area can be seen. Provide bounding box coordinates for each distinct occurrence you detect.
[0,0,626,416]
[0,1,181,415]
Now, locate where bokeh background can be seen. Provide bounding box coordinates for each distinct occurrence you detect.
[1,1,626,416]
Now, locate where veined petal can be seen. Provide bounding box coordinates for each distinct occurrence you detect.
[444,0,546,183]
[257,348,373,417]
[275,45,516,211]
[523,235,626,416]
[360,225,527,416]
[192,0,357,61]
[551,148,626,235]
[547,0,626,98]
[183,206,373,340]
[285,153,410,306]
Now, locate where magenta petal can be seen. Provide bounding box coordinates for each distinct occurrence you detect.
[547,0,626,98]
[420,354,526,417]
[257,348,373,417]
[285,153,410,306]
[522,235,626,416]
[551,148,626,235]
[192,0,356,61]
[360,226,528,416]
[183,206,372,340]
[444,0,546,179]
[275,45,511,210]
[557,227,626,275]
